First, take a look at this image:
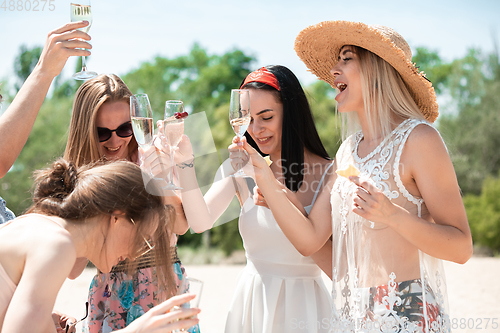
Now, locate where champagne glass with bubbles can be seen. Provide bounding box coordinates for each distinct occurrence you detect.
[70,0,97,80]
[130,94,154,150]
[130,94,164,187]
[229,89,251,177]
[163,100,186,190]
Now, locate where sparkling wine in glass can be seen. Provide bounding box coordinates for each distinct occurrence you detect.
[71,0,97,80]
[130,94,154,149]
[229,89,250,177]
[130,94,169,190]
[162,100,185,191]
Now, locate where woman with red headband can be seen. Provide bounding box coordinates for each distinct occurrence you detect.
[155,65,334,332]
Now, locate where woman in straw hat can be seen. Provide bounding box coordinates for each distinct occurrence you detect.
[0,158,199,332]
[239,21,473,332]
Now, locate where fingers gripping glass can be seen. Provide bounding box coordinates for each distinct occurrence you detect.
[97,122,133,142]
[70,0,97,80]
[65,302,89,333]
[229,89,251,177]
[162,100,185,191]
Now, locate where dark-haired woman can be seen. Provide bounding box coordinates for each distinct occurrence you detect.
[0,159,199,332]
[156,65,334,332]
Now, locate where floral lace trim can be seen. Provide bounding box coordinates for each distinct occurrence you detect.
[353,119,412,164]
[393,120,429,217]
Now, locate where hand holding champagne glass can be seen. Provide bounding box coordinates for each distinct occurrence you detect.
[130,94,170,190]
[229,89,251,177]
[163,100,187,190]
[70,0,97,80]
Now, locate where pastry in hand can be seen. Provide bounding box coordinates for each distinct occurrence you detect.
[336,163,360,178]
[263,155,273,166]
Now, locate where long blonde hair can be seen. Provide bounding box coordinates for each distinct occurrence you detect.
[342,46,425,139]
[64,74,138,167]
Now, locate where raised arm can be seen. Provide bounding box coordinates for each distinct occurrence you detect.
[350,125,473,264]
[0,22,92,178]
[152,127,241,233]
[241,137,333,256]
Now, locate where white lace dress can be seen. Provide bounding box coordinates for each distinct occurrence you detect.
[225,165,334,333]
[329,119,450,333]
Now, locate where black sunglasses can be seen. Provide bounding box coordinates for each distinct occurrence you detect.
[97,121,134,142]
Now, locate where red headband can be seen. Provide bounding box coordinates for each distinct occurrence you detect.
[241,67,280,91]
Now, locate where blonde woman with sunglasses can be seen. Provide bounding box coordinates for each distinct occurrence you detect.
[63,74,196,332]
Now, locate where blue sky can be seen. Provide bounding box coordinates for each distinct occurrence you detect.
[1,0,499,89]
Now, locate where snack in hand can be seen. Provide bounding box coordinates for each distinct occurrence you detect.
[336,163,360,178]
[263,156,272,166]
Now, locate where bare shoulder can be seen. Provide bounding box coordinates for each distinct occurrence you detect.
[403,123,449,163]
[17,215,75,257]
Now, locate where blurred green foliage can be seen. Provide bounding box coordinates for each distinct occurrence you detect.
[2,42,500,255]
[464,172,500,255]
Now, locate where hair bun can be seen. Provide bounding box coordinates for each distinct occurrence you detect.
[33,159,78,201]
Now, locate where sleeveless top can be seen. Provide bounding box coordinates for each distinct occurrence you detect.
[224,162,334,333]
[329,119,450,332]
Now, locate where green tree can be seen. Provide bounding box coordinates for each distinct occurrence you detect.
[413,47,452,95]
[0,96,73,214]
[464,172,500,254]
[14,45,43,91]
[438,48,500,195]
[305,80,342,158]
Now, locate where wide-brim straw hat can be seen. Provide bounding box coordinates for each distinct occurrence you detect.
[295,20,438,123]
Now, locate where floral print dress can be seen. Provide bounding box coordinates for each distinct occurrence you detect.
[84,248,200,333]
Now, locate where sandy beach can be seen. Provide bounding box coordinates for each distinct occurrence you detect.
[55,256,500,332]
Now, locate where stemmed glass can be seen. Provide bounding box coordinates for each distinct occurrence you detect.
[174,277,203,332]
[130,94,154,149]
[130,94,169,189]
[162,100,185,190]
[70,0,97,80]
[229,89,251,177]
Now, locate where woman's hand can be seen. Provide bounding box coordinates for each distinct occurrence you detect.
[38,21,92,79]
[123,293,200,333]
[157,120,194,167]
[350,176,403,227]
[139,140,171,181]
[228,136,252,177]
[236,136,274,185]
[253,186,269,208]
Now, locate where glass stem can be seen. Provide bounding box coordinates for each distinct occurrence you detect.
[81,56,88,71]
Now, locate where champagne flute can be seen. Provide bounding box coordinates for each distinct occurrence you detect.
[229,89,251,177]
[130,94,154,149]
[162,100,185,190]
[173,277,203,332]
[131,94,169,190]
[70,0,97,80]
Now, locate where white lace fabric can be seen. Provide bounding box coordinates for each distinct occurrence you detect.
[329,119,451,333]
